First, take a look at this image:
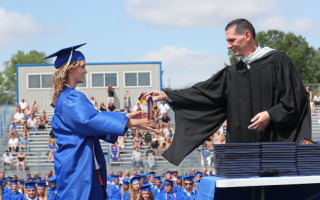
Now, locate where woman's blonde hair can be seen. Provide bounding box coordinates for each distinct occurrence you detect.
[32,100,37,106]
[36,187,48,200]
[0,185,3,199]
[52,61,80,105]
[129,182,142,200]
[121,184,129,197]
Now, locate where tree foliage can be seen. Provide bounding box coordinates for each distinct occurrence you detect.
[1,50,52,92]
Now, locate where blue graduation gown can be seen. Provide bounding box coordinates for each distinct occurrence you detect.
[151,185,164,199]
[179,190,197,200]
[174,185,182,193]
[2,192,24,200]
[3,186,11,194]
[52,86,129,200]
[107,184,122,200]
[156,192,180,200]
[122,190,130,200]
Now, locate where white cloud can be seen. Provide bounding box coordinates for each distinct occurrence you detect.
[138,46,228,88]
[0,8,64,50]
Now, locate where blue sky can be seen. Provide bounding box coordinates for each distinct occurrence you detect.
[1,0,320,88]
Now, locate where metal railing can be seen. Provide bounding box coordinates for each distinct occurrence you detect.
[0,99,9,138]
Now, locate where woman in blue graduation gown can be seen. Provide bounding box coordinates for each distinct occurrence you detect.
[45,44,155,200]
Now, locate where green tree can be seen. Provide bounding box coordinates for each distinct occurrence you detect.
[2,50,52,92]
[225,49,240,66]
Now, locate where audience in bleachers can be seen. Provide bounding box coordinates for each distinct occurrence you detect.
[108,102,116,112]
[146,147,156,170]
[124,90,131,108]
[201,144,211,168]
[133,132,142,147]
[160,112,171,129]
[117,136,125,150]
[99,102,107,111]
[38,115,45,132]
[23,124,30,139]
[124,170,130,179]
[8,134,19,152]
[131,145,144,170]
[24,105,32,121]
[110,143,122,166]
[159,101,170,118]
[31,100,38,113]
[89,96,96,107]
[19,99,28,111]
[14,108,25,126]
[41,110,49,128]
[2,150,13,172]
[47,140,58,162]
[27,114,38,132]
[9,121,18,138]
[19,133,30,152]
[49,131,55,144]
[124,106,131,114]
[165,137,172,149]
[16,149,27,173]
[155,131,166,152]
[132,101,143,112]
[314,93,320,107]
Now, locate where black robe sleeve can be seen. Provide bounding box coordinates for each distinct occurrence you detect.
[267,53,311,141]
[163,67,229,166]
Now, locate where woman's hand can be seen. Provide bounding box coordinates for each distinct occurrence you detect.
[126,119,158,132]
[144,90,168,102]
[126,111,148,119]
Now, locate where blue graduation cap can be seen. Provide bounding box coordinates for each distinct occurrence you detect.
[112,175,119,180]
[195,171,203,177]
[37,181,47,188]
[19,181,25,185]
[122,179,130,186]
[155,176,161,181]
[165,180,174,185]
[148,172,156,177]
[27,178,34,182]
[182,175,194,182]
[11,180,18,186]
[25,182,37,189]
[47,176,56,183]
[177,176,183,181]
[138,174,148,179]
[130,177,141,184]
[139,183,152,192]
[6,176,12,181]
[166,171,172,175]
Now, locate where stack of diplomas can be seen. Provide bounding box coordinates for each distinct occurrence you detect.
[213,143,261,178]
[296,144,320,176]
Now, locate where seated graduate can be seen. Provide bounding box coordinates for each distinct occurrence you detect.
[121,179,130,200]
[3,177,12,195]
[174,176,183,193]
[46,177,57,200]
[139,174,148,185]
[139,183,155,200]
[151,176,163,198]
[107,175,122,200]
[194,172,202,192]
[18,181,24,195]
[123,177,141,200]
[179,175,197,200]
[156,180,180,200]
[148,172,156,186]
[25,182,38,200]
[36,181,48,200]
[2,180,24,200]
[161,171,172,188]
[45,43,155,200]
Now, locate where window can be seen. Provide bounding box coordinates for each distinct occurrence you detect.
[28,74,53,89]
[91,73,118,88]
[124,72,151,87]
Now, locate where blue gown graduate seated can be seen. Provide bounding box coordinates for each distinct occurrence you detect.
[107,175,122,200]
[3,177,12,195]
[121,179,130,200]
[47,177,57,200]
[123,177,141,200]
[2,181,24,200]
[151,176,164,199]
[148,172,156,187]
[156,180,180,200]
[174,177,183,194]
[24,182,39,200]
[46,44,129,200]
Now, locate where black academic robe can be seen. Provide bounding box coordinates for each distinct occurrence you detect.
[164,50,311,165]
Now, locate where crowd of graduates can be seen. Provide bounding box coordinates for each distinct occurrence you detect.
[0,176,57,200]
[107,171,207,200]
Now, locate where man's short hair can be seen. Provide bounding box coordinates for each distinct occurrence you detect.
[225,19,256,40]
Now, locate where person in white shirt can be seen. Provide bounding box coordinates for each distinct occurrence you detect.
[89,96,96,106]
[2,150,13,171]
[314,93,320,107]
[27,115,38,132]
[19,99,28,111]
[132,101,144,112]
[14,108,25,125]
[159,101,170,118]
[163,124,175,137]
[8,134,19,152]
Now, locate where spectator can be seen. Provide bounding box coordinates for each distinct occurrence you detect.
[132,101,143,112]
[110,143,122,166]
[118,171,123,182]
[160,113,170,129]
[22,124,30,139]
[132,170,137,178]
[9,121,18,138]
[33,173,39,180]
[48,130,55,144]
[47,140,58,162]
[151,138,159,152]
[41,110,49,129]
[311,101,316,114]
[209,169,214,176]
[8,134,19,152]
[153,102,159,114]
[306,86,312,102]
[124,171,130,179]
[206,135,214,149]
[24,105,32,119]
[140,169,144,174]
[171,169,178,181]
[161,168,168,179]
[14,108,25,126]
[200,144,211,167]
[2,150,13,171]
[124,106,131,114]
[202,167,208,177]
[159,101,170,118]
[131,145,143,170]
[27,115,38,132]
[15,104,21,113]
[165,129,174,140]
[89,96,96,107]
[16,149,26,173]
[146,147,156,170]
[12,175,18,181]
[38,116,45,132]
[155,131,166,153]
[191,168,196,176]
[163,123,174,137]
[152,112,160,127]
[108,102,116,112]
[31,100,38,113]
[19,133,30,152]
[213,129,222,144]
[99,102,107,111]
[165,137,172,149]
[26,173,31,180]
[133,132,142,147]
[186,171,191,175]
[117,136,125,150]
[107,170,114,185]
[124,90,131,108]
[0,172,6,187]
[48,170,53,178]
[107,84,115,103]
[19,99,28,111]
[314,93,320,107]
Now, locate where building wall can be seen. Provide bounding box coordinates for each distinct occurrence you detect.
[17,62,161,112]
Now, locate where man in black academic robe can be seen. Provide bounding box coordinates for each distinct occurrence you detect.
[145,19,311,166]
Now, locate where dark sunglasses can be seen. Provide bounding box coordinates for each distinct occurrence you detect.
[185,183,193,185]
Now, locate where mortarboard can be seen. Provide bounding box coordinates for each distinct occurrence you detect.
[19,181,25,185]
[148,172,156,177]
[166,171,172,175]
[27,178,34,182]
[11,180,18,186]
[0,180,3,185]
[195,172,203,177]
[47,176,56,183]
[112,175,119,180]
[130,177,141,184]
[155,176,161,181]
[6,177,12,181]
[138,174,147,179]
[139,183,152,192]
[122,179,130,186]
[43,43,86,79]
[165,180,174,185]
[37,181,47,188]
[25,182,37,190]
[177,176,183,181]
[182,175,194,182]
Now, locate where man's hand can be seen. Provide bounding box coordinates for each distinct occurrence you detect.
[144,90,168,102]
[248,111,270,131]
[126,111,148,120]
